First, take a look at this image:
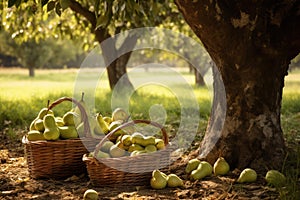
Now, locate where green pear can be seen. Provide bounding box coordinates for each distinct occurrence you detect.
[89,117,104,138]
[128,144,144,152]
[190,161,213,180]
[155,138,165,150]
[112,108,129,122]
[83,189,98,200]
[185,158,201,174]
[237,168,257,183]
[55,117,64,127]
[27,130,45,141]
[63,112,78,126]
[59,126,78,139]
[103,116,112,124]
[29,118,38,131]
[43,114,60,140]
[132,135,155,147]
[34,118,45,132]
[145,144,157,153]
[150,170,168,189]
[213,157,230,176]
[131,132,144,143]
[37,108,54,119]
[96,113,109,134]
[109,143,125,158]
[95,150,110,159]
[100,141,115,153]
[76,122,85,137]
[167,174,184,187]
[265,170,286,187]
[121,135,132,146]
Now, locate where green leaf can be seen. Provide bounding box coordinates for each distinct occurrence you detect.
[8,0,17,7]
[47,1,56,12]
[41,0,49,7]
[55,2,62,16]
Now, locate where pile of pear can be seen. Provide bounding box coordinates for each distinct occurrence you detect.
[27,107,81,141]
[185,157,286,187]
[150,169,183,189]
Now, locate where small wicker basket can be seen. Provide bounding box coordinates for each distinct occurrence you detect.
[83,119,174,187]
[22,97,102,179]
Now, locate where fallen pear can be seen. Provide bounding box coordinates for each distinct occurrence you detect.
[150,170,168,189]
[185,158,201,174]
[83,189,98,200]
[167,174,184,187]
[213,157,230,176]
[190,161,213,180]
[265,170,286,187]
[237,168,257,183]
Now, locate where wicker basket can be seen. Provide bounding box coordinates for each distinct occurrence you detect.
[22,97,102,179]
[83,119,175,187]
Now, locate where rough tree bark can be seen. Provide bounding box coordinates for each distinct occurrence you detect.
[175,0,300,170]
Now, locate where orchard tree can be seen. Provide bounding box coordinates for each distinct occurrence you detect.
[175,0,300,170]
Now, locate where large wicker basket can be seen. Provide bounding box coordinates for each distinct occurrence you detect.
[83,119,175,187]
[22,97,102,179]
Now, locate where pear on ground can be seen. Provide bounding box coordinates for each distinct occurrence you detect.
[265,170,286,187]
[237,168,257,183]
[27,130,45,141]
[150,170,168,189]
[83,189,98,200]
[43,114,60,140]
[167,174,184,187]
[185,158,201,174]
[213,157,230,176]
[190,161,213,180]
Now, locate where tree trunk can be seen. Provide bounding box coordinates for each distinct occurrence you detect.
[194,68,205,86]
[29,66,35,77]
[175,0,300,171]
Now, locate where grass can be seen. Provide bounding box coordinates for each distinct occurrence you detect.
[0,67,299,199]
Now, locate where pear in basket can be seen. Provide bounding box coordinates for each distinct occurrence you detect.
[27,130,45,141]
[112,108,129,122]
[59,126,78,139]
[155,138,165,150]
[43,114,60,140]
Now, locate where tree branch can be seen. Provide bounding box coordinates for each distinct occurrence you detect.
[69,0,96,28]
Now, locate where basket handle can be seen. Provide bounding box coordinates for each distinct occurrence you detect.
[47,96,91,138]
[94,119,168,156]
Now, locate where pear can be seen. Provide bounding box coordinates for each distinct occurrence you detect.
[83,189,98,200]
[63,112,78,126]
[37,108,54,120]
[265,170,286,187]
[145,144,157,153]
[112,108,129,122]
[76,122,85,137]
[155,138,165,150]
[96,113,109,134]
[59,126,78,139]
[131,132,144,143]
[100,141,115,153]
[95,150,110,159]
[150,170,168,189]
[132,135,155,147]
[43,114,60,140]
[34,118,45,132]
[185,158,201,174]
[29,118,38,131]
[167,174,184,187]
[128,144,144,152]
[190,161,213,180]
[109,143,125,158]
[27,130,45,141]
[121,135,132,146]
[103,116,112,124]
[55,117,64,127]
[237,168,257,183]
[89,117,104,137]
[213,157,230,176]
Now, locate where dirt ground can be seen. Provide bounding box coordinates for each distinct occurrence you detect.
[0,130,282,200]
